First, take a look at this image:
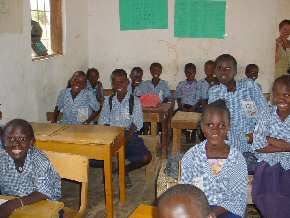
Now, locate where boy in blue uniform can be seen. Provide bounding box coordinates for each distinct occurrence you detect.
[52,71,100,124]
[98,69,151,186]
[86,68,104,106]
[0,119,61,217]
[128,67,143,96]
[208,54,268,172]
[243,64,262,90]
[136,63,172,102]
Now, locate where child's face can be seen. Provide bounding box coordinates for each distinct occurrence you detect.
[130,71,143,86]
[112,75,129,95]
[279,24,290,39]
[215,60,236,85]
[202,110,229,146]
[150,66,162,79]
[205,64,215,78]
[71,75,86,95]
[88,71,99,86]
[159,197,203,218]
[246,67,259,81]
[273,83,290,114]
[4,127,33,161]
[185,67,196,81]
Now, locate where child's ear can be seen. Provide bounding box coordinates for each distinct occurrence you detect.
[208,212,217,218]
[29,138,36,147]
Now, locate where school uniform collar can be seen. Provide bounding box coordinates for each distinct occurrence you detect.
[273,106,290,124]
[113,91,131,103]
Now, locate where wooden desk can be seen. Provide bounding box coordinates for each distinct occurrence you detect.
[171,112,202,155]
[31,122,67,139]
[33,123,126,218]
[0,196,64,218]
[129,204,157,218]
[143,103,173,158]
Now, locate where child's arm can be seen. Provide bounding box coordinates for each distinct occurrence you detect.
[162,81,172,103]
[52,89,65,123]
[97,81,104,105]
[98,97,110,125]
[84,90,101,124]
[0,192,48,218]
[256,137,290,153]
[211,207,228,217]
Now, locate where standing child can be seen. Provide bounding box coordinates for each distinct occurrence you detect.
[208,54,268,161]
[98,69,151,187]
[252,75,290,218]
[136,62,172,103]
[198,60,219,108]
[129,67,143,96]
[244,64,262,90]
[0,119,61,218]
[158,184,215,218]
[180,100,247,218]
[52,71,100,124]
[176,63,199,112]
[86,68,104,105]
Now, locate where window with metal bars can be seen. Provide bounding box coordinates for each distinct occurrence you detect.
[30,0,62,59]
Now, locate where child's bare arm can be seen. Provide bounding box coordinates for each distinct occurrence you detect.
[211,206,228,217]
[255,137,290,153]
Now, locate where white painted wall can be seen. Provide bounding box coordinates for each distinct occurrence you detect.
[88,0,290,92]
[0,0,88,123]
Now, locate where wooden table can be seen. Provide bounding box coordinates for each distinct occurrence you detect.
[0,195,64,218]
[143,103,174,158]
[31,123,126,218]
[171,112,201,155]
[129,204,157,218]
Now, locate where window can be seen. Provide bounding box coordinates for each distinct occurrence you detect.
[30,0,63,58]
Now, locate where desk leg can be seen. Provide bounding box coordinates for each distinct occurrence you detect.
[161,113,168,159]
[104,148,113,218]
[118,132,126,205]
[172,128,181,155]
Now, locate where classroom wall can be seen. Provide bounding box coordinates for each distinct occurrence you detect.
[88,0,290,92]
[0,0,88,123]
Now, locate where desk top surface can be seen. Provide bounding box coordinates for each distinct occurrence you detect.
[129,204,157,218]
[143,103,172,113]
[0,196,64,218]
[172,111,201,123]
[31,122,67,137]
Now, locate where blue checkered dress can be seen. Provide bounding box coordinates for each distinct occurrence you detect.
[128,82,143,97]
[175,80,199,106]
[98,92,143,131]
[180,140,247,217]
[0,147,61,200]
[86,80,104,100]
[197,79,211,100]
[135,80,172,101]
[57,88,100,124]
[208,79,269,153]
[253,107,290,170]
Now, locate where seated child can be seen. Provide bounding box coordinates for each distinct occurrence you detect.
[244,64,262,90]
[0,119,61,217]
[98,69,152,186]
[86,68,104,105]
[129,67,143,96]
[136,62,172,103]
[198,60,219,108]
[158,184,215,218]
[208,54,268,169]
[52,71,100,124]
[176,63,199,112]
[180,100,247,218]
[252,75,290,218]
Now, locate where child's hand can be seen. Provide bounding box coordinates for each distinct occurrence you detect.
[246,133,253,144]
[0,199,21,218]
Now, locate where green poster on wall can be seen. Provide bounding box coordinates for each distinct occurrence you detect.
[174,0,226,38]
[120,0,168,30]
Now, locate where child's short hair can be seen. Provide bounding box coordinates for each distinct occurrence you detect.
[86,68,99,77]
[158,184,211,217]
[201,99,231,124]
[72,71,86,80]
[184,63,196,72]
[215,54,237,71]
[111,69,128,81]
[245,64,258,72]
[150,62,162,70]
[273,75,290,91]
[130,67,143,75]
[279,19,290,30]
[204,60,215,67]
[2,119,35,142]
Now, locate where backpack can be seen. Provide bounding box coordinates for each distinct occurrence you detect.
[109,94,135,115]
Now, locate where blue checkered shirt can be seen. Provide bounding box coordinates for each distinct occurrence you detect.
[180,140,247,217]
[57,88,100,124]
[197,79,211,100]
[0,147,61,200]
[253,107,290,170]
[135,80,172,101]
[86,80,104,100]
[98,92,143,131]
[176,80,199,106]
[128,82,143,97]
[208,79,269,153]
[56,89,66,112]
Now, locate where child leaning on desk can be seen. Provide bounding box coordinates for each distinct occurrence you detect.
[0,119,61,218]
